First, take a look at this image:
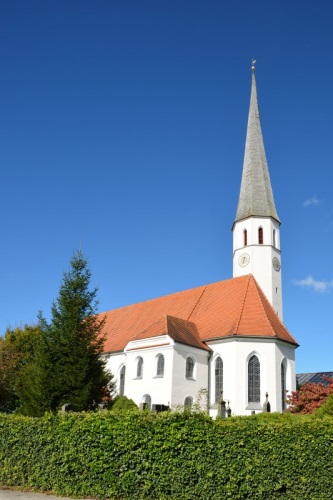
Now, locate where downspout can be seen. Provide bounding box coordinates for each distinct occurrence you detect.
[207,349,212,413]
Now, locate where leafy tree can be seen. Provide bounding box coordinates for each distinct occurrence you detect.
[17,250,114,416]
[315,393,333,417]
[0,325,41,413]
[287,376,333,414]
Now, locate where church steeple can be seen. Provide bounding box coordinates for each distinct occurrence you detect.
[234,65,280,224]
[233,63,283,319]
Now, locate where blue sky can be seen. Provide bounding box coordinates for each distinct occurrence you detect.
[1,1,333,373]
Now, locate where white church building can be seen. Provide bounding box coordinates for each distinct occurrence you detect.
[100,67,298,416]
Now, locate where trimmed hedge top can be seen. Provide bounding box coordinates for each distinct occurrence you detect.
[0,411,333,499]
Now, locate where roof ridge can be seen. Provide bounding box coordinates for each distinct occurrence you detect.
[166,314,196,327]
[251,277,276,336]
[251,276,295,339]
[165,314,209,351]
[134,315,168,339]
[234,275,251,334]
[186,285,207,321]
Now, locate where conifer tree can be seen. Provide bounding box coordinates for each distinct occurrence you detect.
[18,251,112,416]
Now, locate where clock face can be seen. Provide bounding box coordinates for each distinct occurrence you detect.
[272,256,281,271]
[238,253,250,267]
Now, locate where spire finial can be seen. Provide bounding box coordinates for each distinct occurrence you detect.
[251,58,256,72]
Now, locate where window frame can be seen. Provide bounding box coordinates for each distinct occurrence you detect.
[136,357,143,379]
[143,394,151,410]
[184,396,193,411]
[119,365,125,396]
[156,353,165,377]
[214,356,223,403]
[248,354,261,404]
[185,356,195,380]
[281,361,286,412]
[258,227,263,245]
[243,229,248,246]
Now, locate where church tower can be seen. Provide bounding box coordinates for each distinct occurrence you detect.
[233,64,283,319]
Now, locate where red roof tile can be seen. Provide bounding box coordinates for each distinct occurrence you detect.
[129,315,209,351]
[99,275,298,353]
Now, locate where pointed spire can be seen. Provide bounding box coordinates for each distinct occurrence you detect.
[234,65,280,224]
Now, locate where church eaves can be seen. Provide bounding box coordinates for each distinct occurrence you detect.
[234,68,280,224]
[99,275,298,353]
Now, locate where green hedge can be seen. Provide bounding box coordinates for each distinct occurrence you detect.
[0,411,333,499]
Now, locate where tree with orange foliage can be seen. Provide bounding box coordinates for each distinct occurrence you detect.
[287,376,333,414]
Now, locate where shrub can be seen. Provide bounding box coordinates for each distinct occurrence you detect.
[287,376,333,414]
[110,395,138,412]
[316,394,333,417]
[0,411,333,499]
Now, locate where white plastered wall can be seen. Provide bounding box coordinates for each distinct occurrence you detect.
[233,217,283,319]
[207,337,296,416]
[105,337,210,410]
[170,344,209,410]
[105,336,296,416]
[105,352,126,396]
[124,337,174,408]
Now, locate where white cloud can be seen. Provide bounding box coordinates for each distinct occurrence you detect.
[292,275,333,293]
[303,195,320,207]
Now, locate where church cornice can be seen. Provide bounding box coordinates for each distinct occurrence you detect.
[204,334,299,348]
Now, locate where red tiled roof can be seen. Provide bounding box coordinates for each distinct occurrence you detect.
[129,315,209,351]
[99,275,298,353]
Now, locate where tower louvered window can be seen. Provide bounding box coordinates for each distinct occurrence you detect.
[273,229,276,247]
[156,354,164,377]
[258,227,263,244]
[215,357,223,403]
[186,357,194,379]
[119,366,125,396]
[281,362,286,411]
[137,357,143,378]
[243,229,248,246]
[248,355,260,403]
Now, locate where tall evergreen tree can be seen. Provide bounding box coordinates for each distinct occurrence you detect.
[18,251,113,416]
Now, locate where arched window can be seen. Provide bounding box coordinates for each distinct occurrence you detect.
[215,357,223,403]
[184,396,193,411]
[248,355,260,403]
[119,366,125,396]
[243,229,248,246]
[156,354,164,377]
[185,357,195,379]
[258,227,263,244]
[281,362,286,411]
[273,229,276,248]
[143,394,151,410]
[137,357,143,378]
